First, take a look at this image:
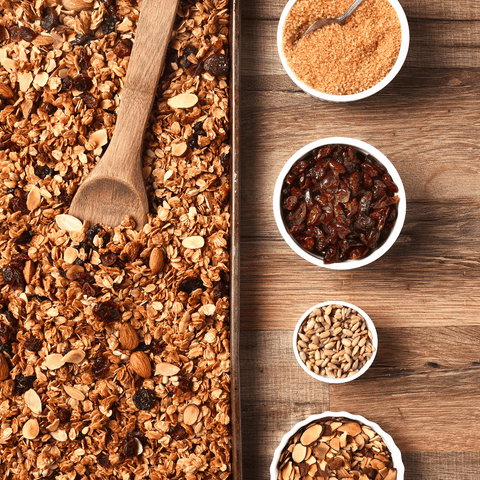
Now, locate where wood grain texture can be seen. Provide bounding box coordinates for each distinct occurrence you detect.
[239,0,480,478]
[69,0,179,228]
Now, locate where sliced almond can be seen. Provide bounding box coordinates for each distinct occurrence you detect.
[50,429,68,441]
[362,426,376,439]
[292,443,307,463]
[90,129,108,148]
[155,362,180,377]
[62,349,85,364]
[0,83,14,99]
[384,470,397,480]
[300,424,323,446]
[62,0,93,12]
[0,353,9,380]
[172,141,187,157]
[183,404,199,425]
[18,72,33,92]
[330,421,343,432]
[24,389,42,414]
[329,437,340,452]
[44,353,65,370]
[23,418,39,439]
[64,247,78,264]
[313,442,329,460]
[281,461,293,480]
[149,248,164,275]
[23,260,36,284]
[34,72,49,87]
[56,214,83,232]
[338,422,362,437]
[26,186,41,211]
[167,93,198,109]
[47,418,60,432]
[182,236,204,249]
[64,385,85,401]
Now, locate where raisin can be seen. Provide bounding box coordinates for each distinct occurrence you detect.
[86,225,110,247]
[168,424,187,441]
[100,0,117,14]
[14,374,36,395]
[203,54,229,76]
[9,26,22,42]
[164,47,178,75]
[187,122,206,150]
[149,340,163,355]
[0,322,10,343]
[133,388,156,410]
[92,355,110,378]
[13,230,33,245]
[0,340,13,357]
[71,34,95,47]
[75,241,92,256]
[20,27,37,42]
[176,376,192,393]
[97,453,110,468]
[24,338,42,352]
[283,196,298,211]
[77,47,89,71]
[213,280,229,301]
[101,252,117,267]
[61,76,73,92]
[92,301,120,323]
[57,408,71,423]
[82,282,96,297]
[9,196,28,213]
[2,265,25,290]
[40,102,57,115]
[41,7,58,31]
[220,152,230,171]
[178,277,205,294]
[114,39,133,58]
[102,14,119,35]
[73,75,93,92]
[57,189,73,207]
[82,92,98,109]
[181,45,198,70]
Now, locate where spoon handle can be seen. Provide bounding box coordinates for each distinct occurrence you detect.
[110,0,180,160]
[338,0,365,23]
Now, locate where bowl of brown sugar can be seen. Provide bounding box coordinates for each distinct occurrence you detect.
[278,0,410,101]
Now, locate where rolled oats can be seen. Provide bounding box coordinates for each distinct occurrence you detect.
[0,0,233,478]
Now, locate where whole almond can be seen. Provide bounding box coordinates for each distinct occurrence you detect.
[149,248,164,275]
[129,351,151,378]
[119,324,139,350]
[0,353,9,380]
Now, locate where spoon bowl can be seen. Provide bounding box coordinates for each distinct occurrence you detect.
[295,0,365,45]
[69,0,180,229]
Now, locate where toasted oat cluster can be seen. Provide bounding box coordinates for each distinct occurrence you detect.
[0,1,232,479]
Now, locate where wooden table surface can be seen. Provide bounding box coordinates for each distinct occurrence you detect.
[238,0,480,478]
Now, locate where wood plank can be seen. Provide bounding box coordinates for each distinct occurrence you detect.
[242,0,480,21]
[404,453,480,480]
[240,330,329,480]
[329,327,480,452]
[241,19,480,76]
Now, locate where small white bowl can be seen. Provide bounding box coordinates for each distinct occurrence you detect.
[273,137,406,270]
[293,301,378,384]
[277,0,410,102]
[270,412,405,480]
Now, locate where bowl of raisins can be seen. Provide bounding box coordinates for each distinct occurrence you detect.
[273,138,406,269]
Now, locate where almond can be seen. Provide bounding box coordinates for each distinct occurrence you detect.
[182,236,204,249]
[26,186,41,211]
[23,260,36,284]
[62,0,94,12]
[23,418,40,439]
[0,353,9,380]
[66,265,85,281]
[0,83,14,99]
[64,385,85,401]
[64,247,78,264]
[149,248,164,275]
[56,214,83,232]
[62,349,85,364]
[44,353,65,370]
[171,141,187,157]
[129,351,151,378]
[119,323,139,350]
[24,389,42,414]
[155,362,180,377]
[167,93,198,109]
[183,404,200,425]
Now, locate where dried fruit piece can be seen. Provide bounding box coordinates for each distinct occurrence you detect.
[168,424,187,441]
[58,408,71,423]
[133,388,156,410]
[129,351,152,378]
[23,418,39,439]
[41,7,58,31]
[24,338,42,353]
[204,54,229,76]
[92,301,120,323]
[14,374,36,394]
[167,93,199,109]
[92,355,110,378]
[114,39,133,57]
[119,324,139,350]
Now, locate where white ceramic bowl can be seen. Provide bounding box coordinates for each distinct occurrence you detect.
[277,0,410,102]
[293,301,378,384]
[270,412,405,480]
[273,137,406,270]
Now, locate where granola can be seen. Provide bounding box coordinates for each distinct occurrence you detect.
[0,1,232,479]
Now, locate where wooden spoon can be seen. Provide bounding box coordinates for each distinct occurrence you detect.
[69,0,180,229]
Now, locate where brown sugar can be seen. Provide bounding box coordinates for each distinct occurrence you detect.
[282,0,402,95]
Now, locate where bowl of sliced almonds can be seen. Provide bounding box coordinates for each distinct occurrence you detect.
[271,412,404,480]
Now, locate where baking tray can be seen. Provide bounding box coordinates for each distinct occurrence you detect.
[229,0,242,478]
